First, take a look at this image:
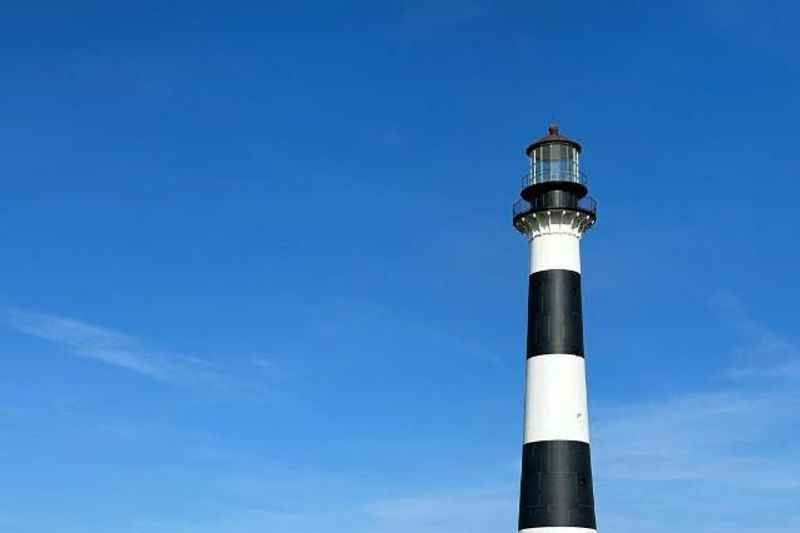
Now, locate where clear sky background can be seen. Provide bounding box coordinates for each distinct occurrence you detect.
[1,1,799,532]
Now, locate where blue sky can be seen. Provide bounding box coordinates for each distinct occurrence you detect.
[1,1,799,531]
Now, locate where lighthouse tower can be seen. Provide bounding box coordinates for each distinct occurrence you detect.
[512,125,598,532]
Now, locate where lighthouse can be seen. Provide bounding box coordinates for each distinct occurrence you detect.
[512,125,598,532]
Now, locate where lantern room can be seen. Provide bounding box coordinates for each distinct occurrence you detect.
[513,124,597,234]
[522,124,586,196]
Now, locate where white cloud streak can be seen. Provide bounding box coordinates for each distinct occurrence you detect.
[4,309,234,387]
[6,310,167,377]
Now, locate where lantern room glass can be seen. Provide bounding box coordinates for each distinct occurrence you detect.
[529,142,580,184]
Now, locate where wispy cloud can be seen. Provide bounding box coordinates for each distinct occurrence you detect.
[3,309,244,389]
[711,291,800,381]
[364,488,514,533]
[590,292,800,531]
[94,485,516,533]
[593,389,800,488]
[6,310,167,377]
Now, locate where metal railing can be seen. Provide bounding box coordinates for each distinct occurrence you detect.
[579,196,597,214]
[513,196,598,219]
[520,168,589,190]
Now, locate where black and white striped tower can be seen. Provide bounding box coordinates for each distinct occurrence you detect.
[512,124,598,533]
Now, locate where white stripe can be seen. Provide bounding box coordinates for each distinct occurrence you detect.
[524,354,590,444]
[530,233,581,274]
[519,527,596,533]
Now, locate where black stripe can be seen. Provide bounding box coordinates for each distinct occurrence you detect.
[526,269,584,357]
[518,440,596,530]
